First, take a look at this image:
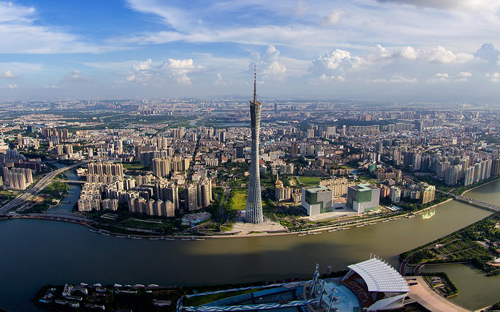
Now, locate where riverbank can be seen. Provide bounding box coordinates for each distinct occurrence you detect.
[399,211,500,277]
[461,177,500,196]
[12,198,455,241]
[8,196,459,240]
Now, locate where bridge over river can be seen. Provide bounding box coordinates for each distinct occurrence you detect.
[57,180,86,184]
[435,189,500,212]
[450,194,500,212]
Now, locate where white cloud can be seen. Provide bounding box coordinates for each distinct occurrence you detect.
[62,70,91,83]
[427,72,467,82]
[349,44,473,66]
[0,70,18,78]
[214,73,227,86]
[251,45,288,81]
[0,1,123,54]
[162,59,196,70]
[490,73,500,82]
[376,0,498,10]
[309,74,345,84]
[310,49,366,79]
[370,76,418,83]
[44,85,59,89]
[395,46,418,60]
[1,83,18,89]
[427,72,477,82]
[321,10,345,26]
[474,43,500,63]
[126,74,136,82]
[0,62,42,73]
[458,72,472,77]
[160,59,199,85]
[0,1,35,23]
[133,59,153,71]
[125,0,191,30]
[421,46,473,64]
[126,58,201,86]
[365,44,392,63]
[308,44,482,85]
[294,1,309,16]
[118,0,500,63]
[83,61,138,70]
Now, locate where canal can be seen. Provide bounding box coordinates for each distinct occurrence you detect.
[47,164,81,213]
[0,178,499,311]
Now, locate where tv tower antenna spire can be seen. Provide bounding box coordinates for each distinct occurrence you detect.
[253,65,257,104]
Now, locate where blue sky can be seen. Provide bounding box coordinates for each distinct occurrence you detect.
[1,0,500,102]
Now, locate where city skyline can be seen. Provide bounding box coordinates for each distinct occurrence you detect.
[0,0,499,102]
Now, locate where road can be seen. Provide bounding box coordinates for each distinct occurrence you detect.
[0,163,83,215]
[218,186,231,222]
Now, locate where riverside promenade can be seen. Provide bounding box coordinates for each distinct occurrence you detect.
[405,276,470,312]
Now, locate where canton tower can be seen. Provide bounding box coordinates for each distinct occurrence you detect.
[245,69,264,224]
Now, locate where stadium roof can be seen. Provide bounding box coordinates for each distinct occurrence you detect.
[347,258,409,293]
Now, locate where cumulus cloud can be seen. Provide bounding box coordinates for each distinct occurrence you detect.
[1,83,18,89]
[430,73,450,82]
[394,46,418,60]
[421,46,473,64]
[363,45,474,65]
[127,58,201,86]
[133,59,153,71]
[427,72,473,82]
[308,44,481,85]
[363,45,473,65]
[489,73,500,82]
[62,70,91,83]
[44,85,59,89]
[0,70,18,78]
[309,74,345,84]
[474,43,500,63]
[251,45,288,81]
[321,10,345,26]
[370,76,418,83]
[214,73,227,86]
[160,59,198,85]
[310,49,366,79]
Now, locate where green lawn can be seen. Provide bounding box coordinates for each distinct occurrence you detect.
[123,163,147,170]
[297,176,321,186]
[228,190,247,211]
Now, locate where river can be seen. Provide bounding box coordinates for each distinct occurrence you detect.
[47,165,81,213]
[0,178,499,311]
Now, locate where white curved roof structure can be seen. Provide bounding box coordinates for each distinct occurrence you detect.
[367,293,407,311]
[347,258,409,293]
